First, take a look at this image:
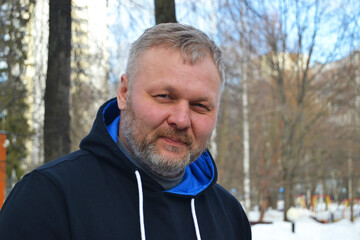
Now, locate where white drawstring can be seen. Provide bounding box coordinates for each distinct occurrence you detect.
[191,198,202,240]
[135,170,146,240]
[135,170,201,240]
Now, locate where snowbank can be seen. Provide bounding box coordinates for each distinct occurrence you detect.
[250,210,360,240]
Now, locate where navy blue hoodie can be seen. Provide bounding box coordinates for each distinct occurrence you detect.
[0,99,251,240]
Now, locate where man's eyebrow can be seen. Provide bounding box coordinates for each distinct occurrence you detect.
[157,84,214,104]
[193,96,211,102]
[161,85,177,93]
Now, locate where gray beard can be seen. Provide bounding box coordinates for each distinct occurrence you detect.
[119,102,207,178]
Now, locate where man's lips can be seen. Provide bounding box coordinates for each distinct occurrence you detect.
[160,136,187,147]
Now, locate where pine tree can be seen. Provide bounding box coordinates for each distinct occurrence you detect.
[0,0,35,182]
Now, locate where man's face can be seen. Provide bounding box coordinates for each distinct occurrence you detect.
[117,47,221,178]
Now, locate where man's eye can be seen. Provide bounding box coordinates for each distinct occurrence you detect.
[157,94,169,98]
[192,103,210,111]
[154,94,172,101]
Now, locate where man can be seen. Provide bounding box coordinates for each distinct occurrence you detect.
[0,23,251,240]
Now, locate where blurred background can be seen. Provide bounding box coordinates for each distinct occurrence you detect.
[0,0,359,237]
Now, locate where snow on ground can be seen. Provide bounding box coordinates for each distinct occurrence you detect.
[250,209,360,240]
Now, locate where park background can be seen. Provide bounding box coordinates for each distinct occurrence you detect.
[1,0,359,238]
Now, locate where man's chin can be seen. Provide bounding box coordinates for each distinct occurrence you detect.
[156,148,190,163]
[143,149,190,178]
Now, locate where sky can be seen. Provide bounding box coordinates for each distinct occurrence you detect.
[107,0,216,83]
[106,0,360,84]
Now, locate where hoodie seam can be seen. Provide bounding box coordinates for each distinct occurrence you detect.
[37,151,93,172]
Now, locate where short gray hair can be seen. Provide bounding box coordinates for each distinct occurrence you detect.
[125,23,225,90]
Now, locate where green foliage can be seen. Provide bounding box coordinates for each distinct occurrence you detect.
[3,98,33,181]
[0,0,35,182]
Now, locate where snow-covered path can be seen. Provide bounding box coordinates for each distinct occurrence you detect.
[250,210,360,240]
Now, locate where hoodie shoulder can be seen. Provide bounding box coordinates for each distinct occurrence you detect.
[35,150,99,186]
[37,150,94,172]
[0,167,72,239]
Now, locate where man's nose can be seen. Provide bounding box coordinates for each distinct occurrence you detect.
[167,101,191,130]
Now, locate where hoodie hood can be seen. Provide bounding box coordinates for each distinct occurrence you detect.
[80,98,217,197]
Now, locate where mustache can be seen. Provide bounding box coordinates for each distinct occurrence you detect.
[154,128,193,147]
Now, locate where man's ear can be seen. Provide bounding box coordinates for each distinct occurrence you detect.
[117,74,129,110]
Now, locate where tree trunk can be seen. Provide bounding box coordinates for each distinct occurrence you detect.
[240,0,251,213]
[283,176,293,221]
[217,88,229,183]
[259,189,270,222]
[44,0,71,162]
[154,0,177,24]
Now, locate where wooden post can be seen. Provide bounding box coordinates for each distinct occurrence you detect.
[0,133,6,209]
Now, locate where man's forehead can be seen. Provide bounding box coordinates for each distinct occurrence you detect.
[139,45,213,65]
